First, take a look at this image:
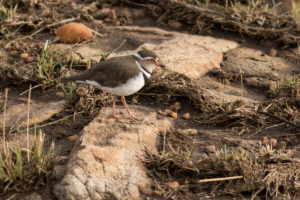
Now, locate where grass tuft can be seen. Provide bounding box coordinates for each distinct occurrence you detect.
[33,47,66,86]
[61,82,77,102]
[0,130,55,193]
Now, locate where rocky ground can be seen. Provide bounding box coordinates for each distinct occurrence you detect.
[0,1,300,200]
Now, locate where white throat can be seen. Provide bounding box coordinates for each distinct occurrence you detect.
[135,61,151,78]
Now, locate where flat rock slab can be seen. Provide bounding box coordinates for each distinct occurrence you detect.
[53,26,238,80]
[143,33,239,79]
[222,47,300,81]
[0,98,65,130]
[54,105,174,200]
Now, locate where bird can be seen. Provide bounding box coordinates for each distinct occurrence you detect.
[60,49,164,120]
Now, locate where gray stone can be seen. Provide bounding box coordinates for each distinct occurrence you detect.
[244,77,269,89]
[0,99,65,130]
[142,33,239,79]
[222,47,300,80]
[22,192,43,200]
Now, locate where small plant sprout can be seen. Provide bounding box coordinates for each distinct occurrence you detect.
[34,47,65,86]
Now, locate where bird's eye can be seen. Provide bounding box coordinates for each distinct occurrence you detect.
[148,59,155,63]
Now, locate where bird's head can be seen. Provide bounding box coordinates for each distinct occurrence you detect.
[133,49,165,73]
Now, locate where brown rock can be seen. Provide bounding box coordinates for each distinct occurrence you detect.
[205,145,217,154]
[269,48,277,57]
[168,20,182,29]
[143,34,239,79]
[56,92,65,98]
[167,181,179,189]
[222,47,300,82]
[24,56,34,63]
[67,135,79,142]
[0,100,65,129]
[177,128,198,135]
[56,23,93,44]
[182,112,190,120]
[244,77,269,89]
[20,53,29,59]
[54,105,174,200]
[158,109,176,118]
[171,112,177,119]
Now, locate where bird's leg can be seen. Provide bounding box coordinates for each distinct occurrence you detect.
[121,96,137,120]
[111,95,122,119]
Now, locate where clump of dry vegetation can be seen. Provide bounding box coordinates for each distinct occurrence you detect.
[33,47,67,86]
[143,69,300,133]
[0,130,55,193]
[0,88,56,195]
[125,0,300,45]
[144,130,300,199]
[273,75,300,97]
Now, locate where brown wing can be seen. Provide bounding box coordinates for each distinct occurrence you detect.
[60,55,140,87]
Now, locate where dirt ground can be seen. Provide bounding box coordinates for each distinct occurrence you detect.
[0,0,300,200]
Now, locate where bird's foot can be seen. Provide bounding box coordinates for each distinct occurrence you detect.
[111,114,123,119]
[128,114,139,121]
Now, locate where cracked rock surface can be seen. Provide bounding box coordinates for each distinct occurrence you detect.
[54,105,174,200]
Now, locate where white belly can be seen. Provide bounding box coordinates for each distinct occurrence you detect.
[79,72,145,96]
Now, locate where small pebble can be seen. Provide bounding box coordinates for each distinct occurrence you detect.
[67,135,79,142]
[168,20,182,29]
[24,56,34,63]
[182,112,190,120]
[171,112,177,119]
[56,92,65,98]
[177,128,198,135]
[205,145,217,154]
[269,48,277,57]
[167,181,179,189]
[20,53,29,59]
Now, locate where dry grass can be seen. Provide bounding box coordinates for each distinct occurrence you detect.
[0,130,55,193]
[142,69,300,133]
[124,0,300,46]
[144,129,300,199]
[275,75,300,97]
[0,88,56,194]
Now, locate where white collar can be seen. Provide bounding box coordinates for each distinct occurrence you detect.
[135,61,151,78]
